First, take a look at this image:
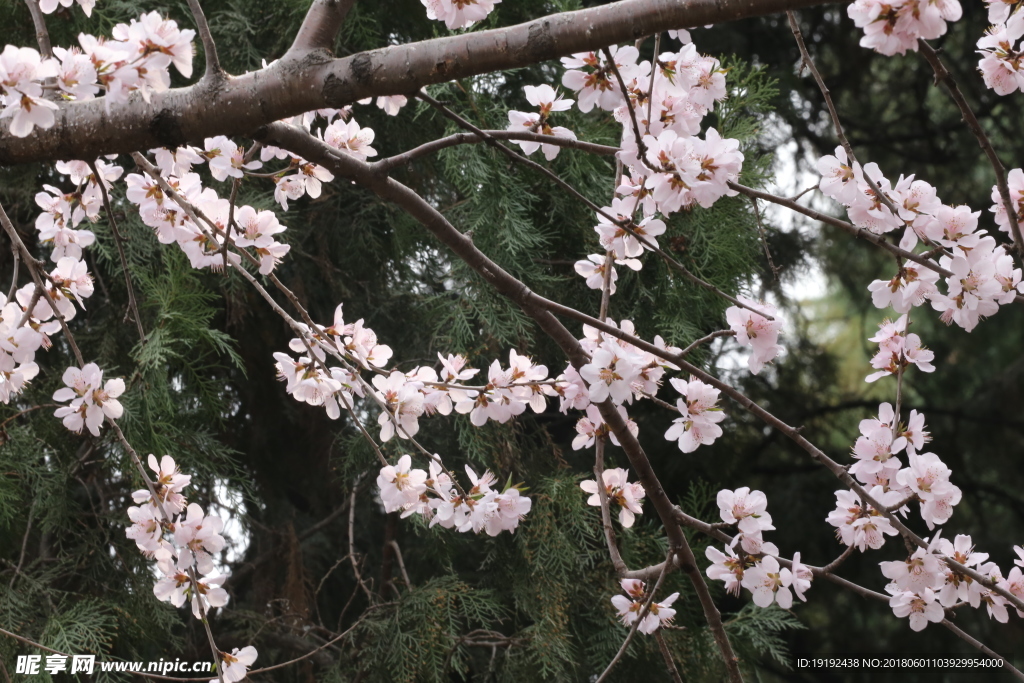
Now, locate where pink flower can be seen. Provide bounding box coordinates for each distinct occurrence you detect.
[580,466,645,527]
[561,46,640,113]
[706,545,746,596]
[742,555,796,608]
[888,588,944,631]
[377,455,428,514]
[173,503,226,575]
[52,363,126,436]
[324,118,377,160]
[726,299,782,374]
[219,646,258,683]
[610,579,678,634]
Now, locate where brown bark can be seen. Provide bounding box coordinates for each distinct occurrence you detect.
[0,0,838,166]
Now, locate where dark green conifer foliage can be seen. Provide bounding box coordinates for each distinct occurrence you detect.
[2,1,961,681]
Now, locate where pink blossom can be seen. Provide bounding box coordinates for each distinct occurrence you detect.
[741,555,796,608]
[726,299,782,374]
[888,587,944,631]
[580,466,645,528]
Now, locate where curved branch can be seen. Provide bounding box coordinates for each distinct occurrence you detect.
[0,0,838,165]
[289,0,357,55]
[186,0,224,78]
[24,0,52,59]
[917,40,1024,259]
[374,130,618,172]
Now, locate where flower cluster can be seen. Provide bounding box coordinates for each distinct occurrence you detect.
[826,487,901,551]
[124,455,258,679]
[558,39,742,294]
[610,579,679,634]
[1,13,195,137]
[52,363,125,436]
[506,85,577,160]
[0,287,53,404]
[1,160,117,406]
[579,467,646,528]
[848,0,962,56]
[818,150,1023,331]
[726,299,782,374]
[840,401,961,533]
[125,145,293,273]
[865,314,935,382]
[705,487,813,608]
[377,457,531,536]
[978,7,1024,95]
[578,319,680,409]
[36,159,123,261]
[883,534,1018,630]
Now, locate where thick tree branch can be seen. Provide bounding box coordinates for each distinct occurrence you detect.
[0,0,837,165]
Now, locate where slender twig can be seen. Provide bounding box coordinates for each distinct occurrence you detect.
[883,493,917,514]
[729,181,1024,307]
[602,47,652,171]
[245,605,390,676]
[730,183,943,273]
[0,403,59,434]
[749,196,780,279]
[788,185,818,201]
[595,550,673,683]
[8,499,35,591]
[186,0,223,78]
[23,0,52,59]
[679,329,735,359]
[594,438,629,576]
[374,131,617,172]
[614,217,776,319]
[6,242,18,302]
[415,92,773,321]
[388,540,413,589]
[941,620,1023,682]
[88,161,146,343]
[654,630,684,683]
[820,544,854,575]
[348,479,374,602]
[787,11,904,221]
[917,40,1024,259]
